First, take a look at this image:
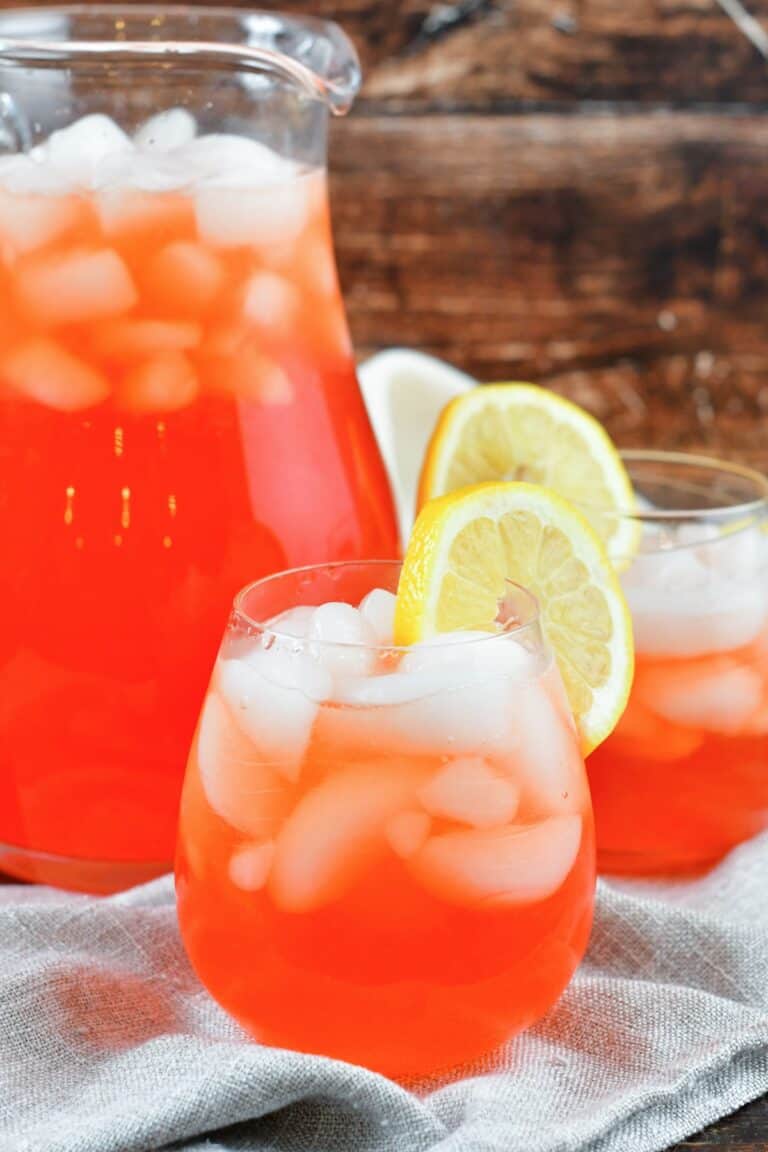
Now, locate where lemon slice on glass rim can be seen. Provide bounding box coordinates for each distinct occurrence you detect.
[395,481,635,754]
[418,383,639,564]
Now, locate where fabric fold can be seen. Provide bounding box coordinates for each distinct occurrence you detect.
[1,832,766,1152]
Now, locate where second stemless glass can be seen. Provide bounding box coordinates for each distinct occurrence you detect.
[588,451,768,875]
[175,561,595,1077]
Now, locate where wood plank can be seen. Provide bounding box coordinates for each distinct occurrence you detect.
[3,0,768,109]
[329,112,768,468]
[243,0,768,111]
[672,1093,768,1148]
[349,0,768,112]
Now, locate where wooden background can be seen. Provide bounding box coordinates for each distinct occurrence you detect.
[321,0,768,476]
[1,1,766,1147]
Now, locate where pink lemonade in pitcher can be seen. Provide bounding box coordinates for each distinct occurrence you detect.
[0,104,397,889]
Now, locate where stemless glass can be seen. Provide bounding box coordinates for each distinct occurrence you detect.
[0,8,397,891]
[175,560,596,1077]
[587,451,768,875]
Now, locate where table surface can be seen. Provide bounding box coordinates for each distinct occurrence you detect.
[2,868,764,1152]
[1,0,767,1147]
[672,1094,767,1150]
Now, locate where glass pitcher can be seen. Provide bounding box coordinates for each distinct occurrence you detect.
[0,6,398,892]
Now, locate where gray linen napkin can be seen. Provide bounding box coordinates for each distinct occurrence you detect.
[0,831,766,1152]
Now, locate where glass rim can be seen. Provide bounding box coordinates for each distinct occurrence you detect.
[0,4,361,115]
[585,448,768,524]
[232,559,543,653]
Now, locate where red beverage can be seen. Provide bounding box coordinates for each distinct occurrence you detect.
[589,632,768,874]
[176,563,595,1077]
[0,112,396,890]
[587,452,768,875]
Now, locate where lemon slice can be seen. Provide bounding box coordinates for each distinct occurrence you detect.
[395,481,634,753]
[418,383,638,563]
[358,349,476,541]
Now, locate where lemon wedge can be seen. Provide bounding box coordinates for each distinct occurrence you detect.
[358,349,475,541]
[418,383,638,563]
[395,481,634,753]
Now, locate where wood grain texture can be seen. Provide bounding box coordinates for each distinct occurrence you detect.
[356,0,768,112]
[331,112,768,469]
[674,1094,768,1148]
[210,0,768,111]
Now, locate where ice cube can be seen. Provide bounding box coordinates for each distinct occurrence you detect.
[42,114,133,187]
[608,695,704,762]
[183,134,294,184]
[310,603,376,646]
[31,114,139,193]
[120,352,199,414]
[308,602,378,681]
[324,631,536,759]
[145,242,224,316]
[697,523,765,581]
[674,522,719,549]
[376,634,533,756]
[218,646,331,779]
[624,546,768,657]
[267,606,316,640]
[503,676,586,816]
[627,583,767,657]
[92,320,201,362]
[400,631,534,681]
[208,336,295,406]
[186,133,308,248]
[242,272,300,331]
[417,758,520,829]
[99,150,193,194]
[645,663,764,735]
[228,352,294,406]
[622,546,709,594]
[196,182,310,250]
[195,690,290,838]
[17,248,138,326]
[0,189,81,255]
[0,154,72,196]
[195,149,311,250]
[359,588,396,647]
[1,339,109,411]
[97,187,192,238]
[409,814,583,907]
[228,840,275,892]
[269,766,417,912]
[135,108,197,152]
[385,810,432,859]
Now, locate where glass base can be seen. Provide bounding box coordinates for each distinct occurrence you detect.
[0,840,169,894]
